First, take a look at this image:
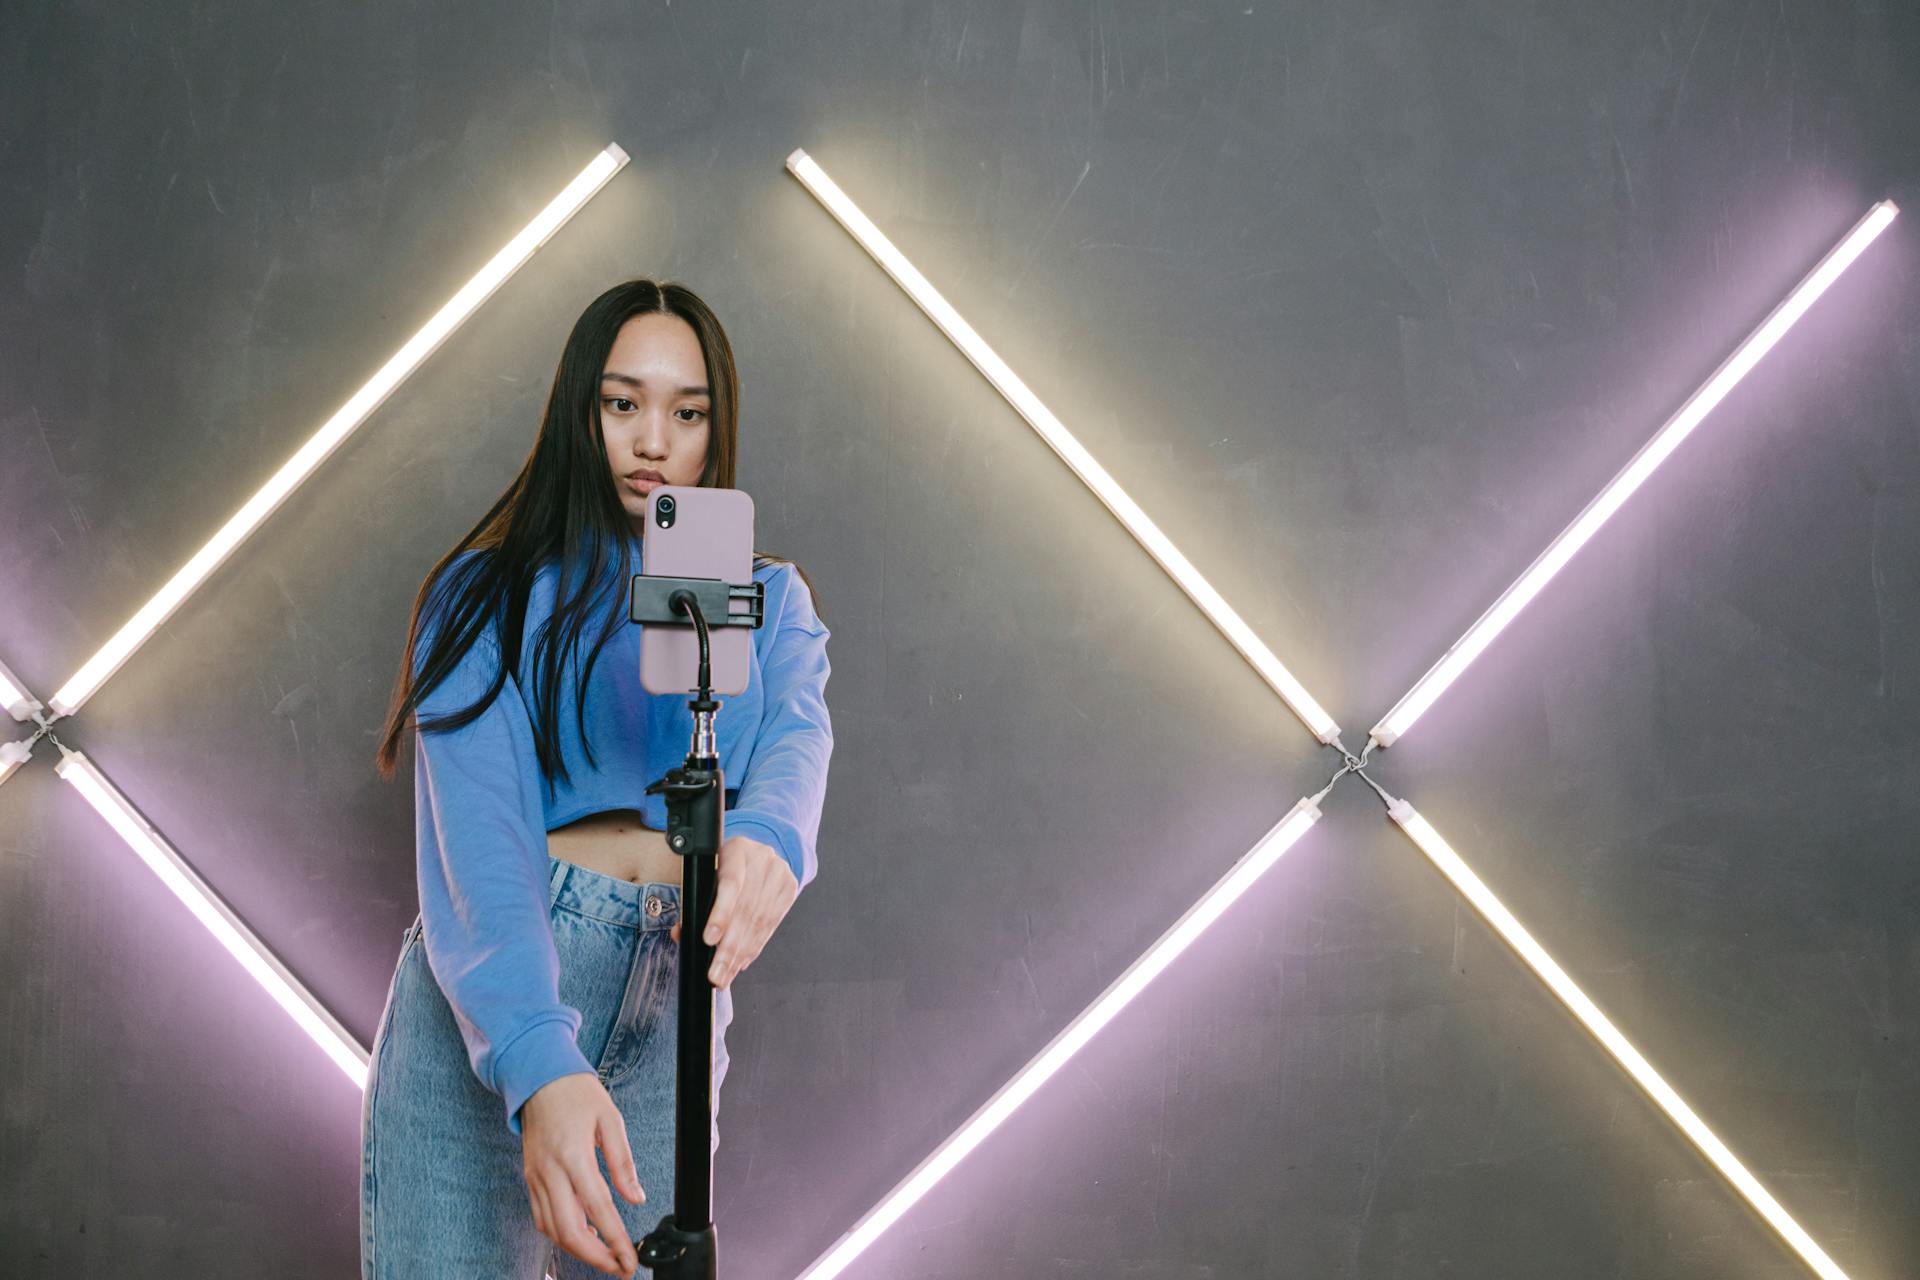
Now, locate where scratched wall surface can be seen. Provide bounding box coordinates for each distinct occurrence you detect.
[2,1,1917,1277]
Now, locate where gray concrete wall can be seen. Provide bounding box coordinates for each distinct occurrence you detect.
[2,2,1916,1276]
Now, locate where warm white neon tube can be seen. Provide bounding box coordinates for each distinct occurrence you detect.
[1,656,41,721]
[48,143,632,718]
[796,797,1323,1279]
[1386,799,1851,1280]
[786,147,1342,746]
[1371,200,1899,748]
[52,745,370,1087]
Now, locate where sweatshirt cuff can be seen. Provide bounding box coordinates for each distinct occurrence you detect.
[495,1015,597,1138]
[724,812,812,891]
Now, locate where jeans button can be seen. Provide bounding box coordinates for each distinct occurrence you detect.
[645,895,664,918]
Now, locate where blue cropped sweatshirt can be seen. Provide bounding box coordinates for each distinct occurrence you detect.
[409,533,832,1136]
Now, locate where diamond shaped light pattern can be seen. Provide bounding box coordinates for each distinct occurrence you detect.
[3,138,1890,1278]
[788,146,1896,1280]
[3,148,627,1090]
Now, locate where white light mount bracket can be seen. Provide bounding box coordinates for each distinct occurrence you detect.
[1,655,47,722]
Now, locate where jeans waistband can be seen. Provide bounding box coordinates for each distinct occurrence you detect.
[547,855,679,932]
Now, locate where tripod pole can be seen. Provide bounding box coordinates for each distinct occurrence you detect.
[637,587,724,1279]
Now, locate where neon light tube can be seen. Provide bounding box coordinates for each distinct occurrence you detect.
[52,745,370,1086]
[797,797,1323,1279]
[2,656,42,721]
[1385,798,1851,1280]
[1371,200,1899,748]
[786,147,1342,746]
[49,143,632,718]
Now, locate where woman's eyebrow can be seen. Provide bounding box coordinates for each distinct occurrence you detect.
[601,372,710,395]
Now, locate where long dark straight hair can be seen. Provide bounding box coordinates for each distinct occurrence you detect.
[373,277,824,787]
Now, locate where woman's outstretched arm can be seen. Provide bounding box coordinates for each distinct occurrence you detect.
[698,564,835,986]
[411,581,597,1138]
[723,563,835,892]
[412,562,643,1276]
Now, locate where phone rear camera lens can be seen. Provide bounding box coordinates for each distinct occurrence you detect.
[657,495,676,514]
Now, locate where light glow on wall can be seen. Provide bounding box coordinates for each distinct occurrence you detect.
[1369,200,1899,749]
[1386,798,1852,1280]
[797,798,1325,1280]
[52,745,370,1087]
[786,147,1342,745]
[48,143,633,718]
[1,739,32,786]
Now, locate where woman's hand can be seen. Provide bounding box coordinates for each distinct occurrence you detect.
[669,833,798,988]
[519,1073,643,1277]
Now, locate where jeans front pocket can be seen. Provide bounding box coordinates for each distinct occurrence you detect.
[598,928,678,1087]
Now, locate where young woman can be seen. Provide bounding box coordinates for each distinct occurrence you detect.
[361,279,833,1278]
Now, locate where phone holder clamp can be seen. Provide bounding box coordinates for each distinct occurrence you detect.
[628,575,765,629]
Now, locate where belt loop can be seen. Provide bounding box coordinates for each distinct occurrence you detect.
[548,855,568,905]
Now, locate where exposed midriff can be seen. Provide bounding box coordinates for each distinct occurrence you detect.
[547,809,684,887]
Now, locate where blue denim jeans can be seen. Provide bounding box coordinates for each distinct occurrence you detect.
[361,855,734,1278]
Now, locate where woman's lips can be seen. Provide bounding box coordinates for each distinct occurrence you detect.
[626,475,662,493]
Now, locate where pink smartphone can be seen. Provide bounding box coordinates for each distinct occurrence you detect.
[638,484,756,696]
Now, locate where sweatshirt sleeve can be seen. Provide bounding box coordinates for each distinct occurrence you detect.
[724,565,835,892]
[411,588,596,1138]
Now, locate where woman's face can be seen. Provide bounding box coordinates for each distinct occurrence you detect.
[600,311,713,536]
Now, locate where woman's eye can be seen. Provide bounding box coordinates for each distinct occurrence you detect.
[605,397,635,412]
[676,407,707,421]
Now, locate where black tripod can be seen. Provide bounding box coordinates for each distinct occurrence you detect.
[626,571,765,1280]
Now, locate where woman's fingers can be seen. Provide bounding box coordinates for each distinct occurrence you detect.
[708,858,796,987]
[574,1153,640,1277]
[708,882,759,987]
[518,1075,645,1274]
[729,892,774,986]
[528,1175,551,1242]
[702,851,744,948]
[689,837,803,987]
[600,1108,646,1205]
[546,1163,632,1277]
